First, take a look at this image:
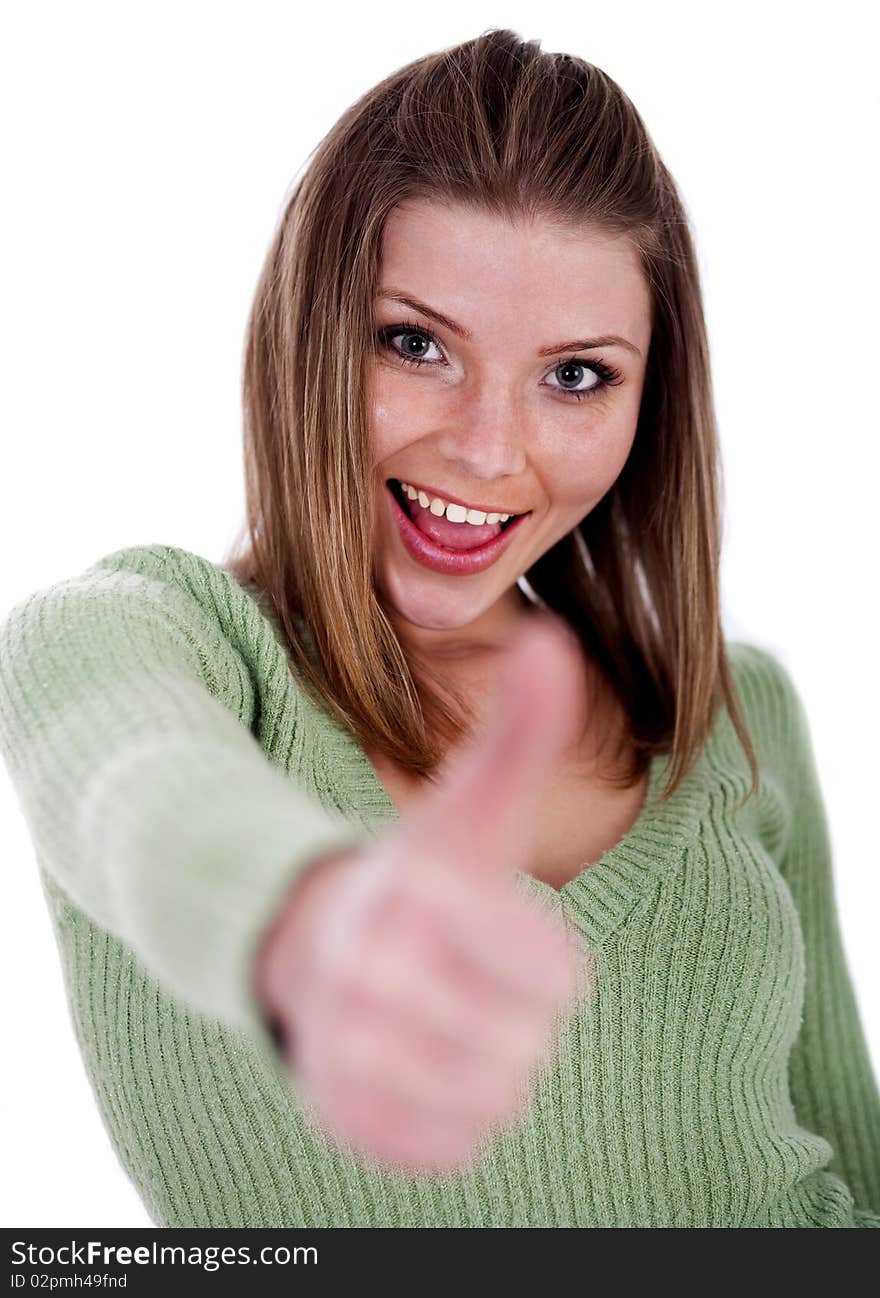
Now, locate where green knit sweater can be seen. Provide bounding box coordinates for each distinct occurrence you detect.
[1,542,878,1229]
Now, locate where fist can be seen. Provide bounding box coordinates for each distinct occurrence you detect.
[256,616,592,1177]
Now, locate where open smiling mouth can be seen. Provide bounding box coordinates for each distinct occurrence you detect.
[385,478,531,576]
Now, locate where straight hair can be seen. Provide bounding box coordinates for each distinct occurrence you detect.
[222,27,760,808]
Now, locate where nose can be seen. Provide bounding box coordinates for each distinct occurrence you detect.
[432,386,528,483]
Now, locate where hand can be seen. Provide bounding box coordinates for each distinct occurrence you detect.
[255,615,592,1177]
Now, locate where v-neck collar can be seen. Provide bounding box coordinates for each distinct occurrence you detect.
[240,578,711,951]
[344,729,710,949]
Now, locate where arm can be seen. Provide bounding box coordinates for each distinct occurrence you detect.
[0,547,371,1064]
[771,654,880,1217]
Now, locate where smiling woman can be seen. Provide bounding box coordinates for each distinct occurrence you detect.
[219,69,727,795]
[366,202,652,679]
[1,25,878,1230]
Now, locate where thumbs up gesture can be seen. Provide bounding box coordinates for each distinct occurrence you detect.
[255,615,591,1177]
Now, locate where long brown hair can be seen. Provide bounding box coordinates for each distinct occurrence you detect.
[221,27,759,806]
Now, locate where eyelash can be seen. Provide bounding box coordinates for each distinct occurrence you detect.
[375,318,624,402]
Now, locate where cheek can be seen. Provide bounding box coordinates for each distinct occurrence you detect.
[544,410,639,506]
[366,368,426,464]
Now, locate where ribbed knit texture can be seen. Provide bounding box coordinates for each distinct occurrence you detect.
[1,542,878,1228]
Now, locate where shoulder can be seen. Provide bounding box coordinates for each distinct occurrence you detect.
[2,542,238,616]
[725,638,816,781]
[87,542,245,605]
[727,637,791,683]
[1,542,273,689]
[67,541,269,627]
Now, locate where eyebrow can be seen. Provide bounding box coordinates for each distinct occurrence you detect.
[377,289,643,359]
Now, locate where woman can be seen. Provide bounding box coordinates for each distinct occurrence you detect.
[1,29,878,1228]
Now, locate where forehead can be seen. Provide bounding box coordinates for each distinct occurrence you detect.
[377,198,652,346]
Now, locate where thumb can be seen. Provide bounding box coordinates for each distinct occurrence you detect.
[407,613,585,879]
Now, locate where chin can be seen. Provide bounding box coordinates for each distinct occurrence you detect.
[375,567,496,631]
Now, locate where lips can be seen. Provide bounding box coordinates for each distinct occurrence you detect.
[386,480,530,577]
[405,497,503,552]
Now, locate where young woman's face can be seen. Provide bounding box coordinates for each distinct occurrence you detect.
[368,198,653,647]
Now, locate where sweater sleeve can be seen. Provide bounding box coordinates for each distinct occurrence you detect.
[769,653,880,1217]
[0,549,372,1067]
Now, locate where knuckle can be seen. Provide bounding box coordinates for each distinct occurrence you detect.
[500,1016,548,1070]
[330,1087,471,1172]
[464,1073,521,1122]
[338,917,430,1005]
[390,1116,478,1172]
[335,1021,386,1079]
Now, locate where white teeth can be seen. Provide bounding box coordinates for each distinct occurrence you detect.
[398,481,515,527]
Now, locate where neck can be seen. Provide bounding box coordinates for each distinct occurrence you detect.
[386,582,538,672]
[380,583,626,782]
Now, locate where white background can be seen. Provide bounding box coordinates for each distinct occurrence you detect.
[1,1,877,1227]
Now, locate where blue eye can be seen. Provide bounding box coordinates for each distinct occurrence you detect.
[543,357,622,401]
[375,319,624,402]
[377,323,443,368]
